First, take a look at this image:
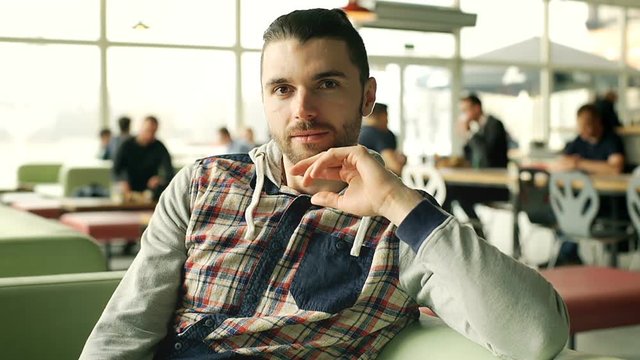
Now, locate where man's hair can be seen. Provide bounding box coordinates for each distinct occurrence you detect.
[577,103,601,120]
[218,127,231,138]
[262,8,370,87]
[461,93,482,107]
[99,128,111,137]
[372,103,388,116]
[117,116,131,132]
[145,115,159,126]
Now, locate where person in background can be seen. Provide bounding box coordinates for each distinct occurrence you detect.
[358,103,406,175]
[594,90,622,135]
[107,116,132,161]
[217,126,252,153]
[113,115,174,200]
[97,128,112,160]
[81,8,568,359]
[551,103,625,175]
[242,127,258,149]
[458,94,509,168]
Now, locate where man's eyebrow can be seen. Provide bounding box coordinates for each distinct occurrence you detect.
[265,78,289,87]
[313,71,347,80]
[264,71,348,88]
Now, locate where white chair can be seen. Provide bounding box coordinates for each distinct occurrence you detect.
[549,171,630,267]
[401,165,446,206]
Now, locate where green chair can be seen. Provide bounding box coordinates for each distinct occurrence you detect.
[0,204,106,277]
[16,163,62,189]
[60,165,112,197]
[0,271,124,360]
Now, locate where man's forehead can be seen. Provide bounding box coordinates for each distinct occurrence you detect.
[261,38,355,78]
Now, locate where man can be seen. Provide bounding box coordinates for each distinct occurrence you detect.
[594,90,622,135]
[459,94,509,168]
[82,9,568,359]
[552,103,625,175]
[217,126,253,153]
[113,115,174,200]
[97,128,112,160]
[359,103,406,175]
[107,116,132,161]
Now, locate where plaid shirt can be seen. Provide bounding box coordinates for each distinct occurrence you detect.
[171,154,420,359]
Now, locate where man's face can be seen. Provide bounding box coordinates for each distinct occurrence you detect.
[460,100,481,122]
[261,38,376,164]
[138,120,158,145]
[577,112,602,143]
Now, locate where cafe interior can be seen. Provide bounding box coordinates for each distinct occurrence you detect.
[2,0,640,359]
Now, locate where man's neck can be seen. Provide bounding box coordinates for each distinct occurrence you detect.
[281,156,346,195]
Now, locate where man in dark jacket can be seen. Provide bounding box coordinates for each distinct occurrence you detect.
[459,94,509,168]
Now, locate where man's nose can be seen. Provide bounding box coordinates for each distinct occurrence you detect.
[292,89,317,121]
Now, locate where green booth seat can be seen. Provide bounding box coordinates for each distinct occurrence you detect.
[0,271,124,360]
[378,315,621,360]
[16,163,62,190]
[0,204,107,277]
[0,270,619,360]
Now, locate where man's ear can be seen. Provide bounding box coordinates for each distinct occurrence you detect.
[361,77,377,117]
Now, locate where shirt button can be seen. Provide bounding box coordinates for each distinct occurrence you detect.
[174,342,183,350]
[336,241,347,251]
[204,319,214,327]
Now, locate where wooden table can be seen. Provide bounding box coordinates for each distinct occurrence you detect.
[437,168,631,194]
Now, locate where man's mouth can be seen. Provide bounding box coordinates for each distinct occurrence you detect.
[289,130,331,143]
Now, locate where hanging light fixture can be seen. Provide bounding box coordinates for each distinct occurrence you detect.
[132,21,150,30]
[341,0,377,23]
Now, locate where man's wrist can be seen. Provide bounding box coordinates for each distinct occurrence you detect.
[378,185,423,226]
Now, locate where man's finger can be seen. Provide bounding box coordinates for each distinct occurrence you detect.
[311,191,341,209]
[290,152,325,175]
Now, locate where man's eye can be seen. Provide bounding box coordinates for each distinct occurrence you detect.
[274,86,291,95]
[319,80,338,89]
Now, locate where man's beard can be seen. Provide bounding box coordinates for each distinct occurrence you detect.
[272,114,362,165]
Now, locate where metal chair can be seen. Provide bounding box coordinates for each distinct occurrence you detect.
[402,165,446,206]
[627,174,640,269]
[549,171,630,267]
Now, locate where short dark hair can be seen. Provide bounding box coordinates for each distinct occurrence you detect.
[117,116,131,132]
[99,128,111,137]
[577,103,601,120]
[372,103,388,116]
[262,8,369,87]
[461,93,482,107]
[145,115,159,126]
[218,127,231,138]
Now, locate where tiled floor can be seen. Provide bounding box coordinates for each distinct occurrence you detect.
[106,243,640,359]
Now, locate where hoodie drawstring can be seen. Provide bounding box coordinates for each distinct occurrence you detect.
[351,216,371,257]
[244,152,265,240]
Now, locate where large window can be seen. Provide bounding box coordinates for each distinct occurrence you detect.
[108,47,236,145]
[461,0,543,60]
[107,0,236,46]
[0,0,99,40]
[0,43,100,187]
[403,65,452,158]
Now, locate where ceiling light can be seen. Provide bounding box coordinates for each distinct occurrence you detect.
[341,0,377,24]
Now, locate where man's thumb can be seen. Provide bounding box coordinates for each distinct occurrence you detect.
[311,192,340,209]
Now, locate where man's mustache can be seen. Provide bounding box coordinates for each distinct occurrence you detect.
[287,121,335,134]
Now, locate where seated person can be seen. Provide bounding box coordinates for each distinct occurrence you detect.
[458,94,509,168]
[359,103,406,175]
[551,103,625,175]
[113,115,174,201]
[217,126,253,154]
[81,9,568,360]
